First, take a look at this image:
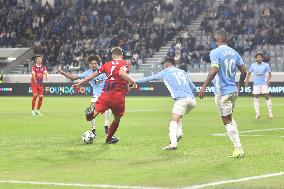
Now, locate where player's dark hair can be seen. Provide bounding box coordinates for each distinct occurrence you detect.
[162,57,176,65]
[255,52,264,58]
[88,55,100,62]
[216,29,229,43]
[111,47,123,55]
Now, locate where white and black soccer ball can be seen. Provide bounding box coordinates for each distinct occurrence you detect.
[82,131,95,144]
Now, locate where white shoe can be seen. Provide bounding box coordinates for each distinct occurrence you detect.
[36,111,43,116]
[255,114,260,120]
[32,110,36,116]
[269,113,273,119]
[162,144,177,150]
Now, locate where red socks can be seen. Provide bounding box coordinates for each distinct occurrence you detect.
[32,96,37,110]
[105,121,119,142]
[37,96,43,110]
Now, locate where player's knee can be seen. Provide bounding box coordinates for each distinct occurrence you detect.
[113,115,121,123]
[222,116,232,126]
[171,113,181,122]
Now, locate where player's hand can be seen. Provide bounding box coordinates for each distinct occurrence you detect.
[72,79,84,89]
[198,86,206,99]
[72,82,80,89]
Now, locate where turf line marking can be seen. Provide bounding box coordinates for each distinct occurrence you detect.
[0,172,283,189]
[0,181,163,189]
[210,128,284,137]
[182,172,284,189]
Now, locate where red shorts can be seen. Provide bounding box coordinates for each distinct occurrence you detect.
[95,92,125,116]
[31,83,43,95]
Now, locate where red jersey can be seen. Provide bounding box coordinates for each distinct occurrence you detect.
[99,59,129,94]
[31,64,47,86]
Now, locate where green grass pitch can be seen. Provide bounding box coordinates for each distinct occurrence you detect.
[0,96,283,189]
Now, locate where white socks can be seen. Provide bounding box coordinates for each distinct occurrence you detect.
[254,98,260,115]
[90,109,111,134]
[225,121,242,150]
[177,120,183,138]
[254,97,273,118]
[266,99,273,115]
[90,119,96,127]
[169,121,178,146]
[104,109,111,126]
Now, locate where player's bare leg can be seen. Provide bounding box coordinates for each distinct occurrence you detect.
[253,94,260,120]
[105,114,121,144]
[264,93,273,119]
[222,115,244,158]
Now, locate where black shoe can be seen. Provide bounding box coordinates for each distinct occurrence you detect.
[91,129,96,137]
[177,135,183,142]
[104,126,109,135]
[105,136,119,144]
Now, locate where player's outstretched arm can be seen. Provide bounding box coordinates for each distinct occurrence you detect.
[135,72,163,84]
[73,70,100,88]
[198,66,218,99]
[119,68,136,84]
[57,69,79,80]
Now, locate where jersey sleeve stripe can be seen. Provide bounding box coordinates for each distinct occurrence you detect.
[211,64,219,68]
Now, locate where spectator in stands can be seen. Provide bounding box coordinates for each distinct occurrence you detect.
[189,51,199,65]
[167,44,175,57]
[262,50,271,63]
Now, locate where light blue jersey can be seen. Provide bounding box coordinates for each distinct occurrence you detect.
[136,67,196,100]
[248,62,271,86]
[77,69,106,96]
[210,45,244,96]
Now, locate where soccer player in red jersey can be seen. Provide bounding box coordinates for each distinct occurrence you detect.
[31,54,48,116]
[73,47,136,144]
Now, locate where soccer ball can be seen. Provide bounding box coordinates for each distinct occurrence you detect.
[82,131,95,144]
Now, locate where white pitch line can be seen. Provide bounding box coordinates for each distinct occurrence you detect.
[210,128,284,137]
[182,172,284,189]
[0,172,284,189]
[0,181,163,189]
[126,110,160,112]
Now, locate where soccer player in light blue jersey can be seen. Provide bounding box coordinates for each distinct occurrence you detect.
[198,29,247,158]
[245,52,273,119]
[136,57,196,150]
[57,55,110,137]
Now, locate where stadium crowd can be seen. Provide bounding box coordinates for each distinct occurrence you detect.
[0,0,205,73]
[168,0,284,72]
